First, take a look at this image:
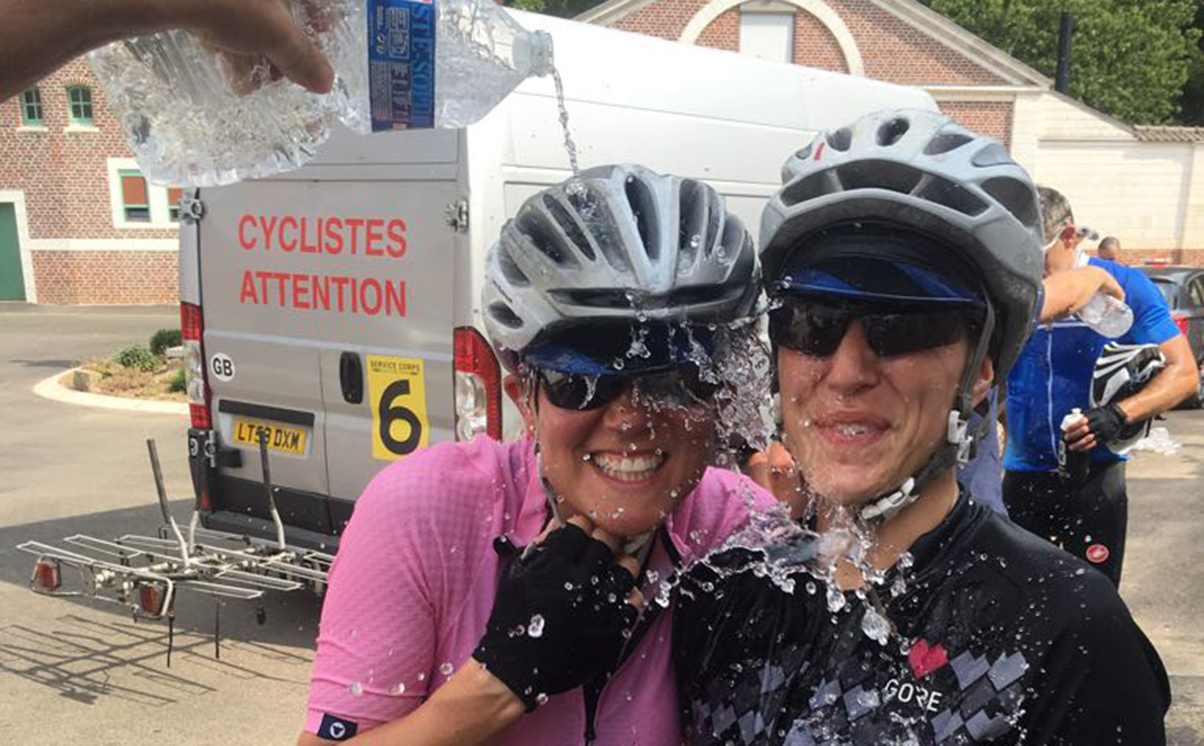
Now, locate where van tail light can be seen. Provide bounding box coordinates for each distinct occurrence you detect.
[33,558,61,591]
[181,302,211,429]
[1173,311,1190,338]
[454,327,502,441]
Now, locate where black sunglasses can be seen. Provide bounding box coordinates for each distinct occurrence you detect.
[768,297,980,358]
[536,365,719,411]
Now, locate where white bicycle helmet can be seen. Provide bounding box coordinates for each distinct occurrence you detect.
[483,164,761,370]
[760,109,1044,522]
[1090,342,1166,454]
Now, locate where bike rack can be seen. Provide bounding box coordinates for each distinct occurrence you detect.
[17,433,333,663]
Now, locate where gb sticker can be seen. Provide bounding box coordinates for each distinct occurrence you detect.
[210,353,236,382]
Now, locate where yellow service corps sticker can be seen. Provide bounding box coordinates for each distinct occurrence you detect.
[366,355,430,460]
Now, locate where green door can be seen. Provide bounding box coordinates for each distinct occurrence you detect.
[0,203,25,301]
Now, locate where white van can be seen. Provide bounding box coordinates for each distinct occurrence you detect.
[177,12,935,548]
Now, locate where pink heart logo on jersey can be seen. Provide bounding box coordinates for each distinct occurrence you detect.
[908,639,949,679]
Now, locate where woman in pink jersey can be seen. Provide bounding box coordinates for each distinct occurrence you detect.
[297,164,775,746]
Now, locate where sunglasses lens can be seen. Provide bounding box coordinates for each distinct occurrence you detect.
[634,367,717,407]
[863,312,970,356]
[769,302,849,356]
[539,365,718,411]
[770,299,975,358]
[539,370,627,410]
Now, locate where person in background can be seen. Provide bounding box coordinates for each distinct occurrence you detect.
[0,0,334,102]
[1098,236,1123,263]
[1002,186,1197,586]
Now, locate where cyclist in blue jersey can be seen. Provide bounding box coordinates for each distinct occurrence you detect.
[1002,186,1198,586]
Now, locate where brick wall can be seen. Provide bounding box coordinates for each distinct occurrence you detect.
[828,0,1003,85]
[937,101,1014,148]
[697,9,739,50]
[1117,249,1204,268]
[1,57,179,304]
[613,0,1006,86]
[0,58,176,242]
[31,251,178,305]
[793,10,848,73]
[615,0,713,40]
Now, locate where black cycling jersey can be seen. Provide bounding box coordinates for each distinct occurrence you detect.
[673,492,1170,746]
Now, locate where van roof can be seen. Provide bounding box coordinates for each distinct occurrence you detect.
[513,11,935,132]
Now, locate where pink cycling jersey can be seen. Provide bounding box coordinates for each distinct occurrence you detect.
[303,435,772,745]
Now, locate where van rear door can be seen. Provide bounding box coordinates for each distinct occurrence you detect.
[197,128,462,540]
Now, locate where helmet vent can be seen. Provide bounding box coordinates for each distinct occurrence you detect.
[914,175,989,217]
[924,132,973,155]
[826,127,852,152]
[703,189,723,257]
[719,216,747,263]
[877,117,910,147]
[498,247,530,287]
[487,302,524,329]
[549,288,643,308]
[516,208,578,268]
[779,169,840,207]
[625,175,660,261]
[836,159,923,195]
[678,179,707,268]
[982,177,1040,229]
[543,194,595,262]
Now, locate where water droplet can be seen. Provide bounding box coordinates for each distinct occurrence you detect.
[391,682,406,695]
[528,614,545,638]
[349,681,364,696]
[439,662,454,676]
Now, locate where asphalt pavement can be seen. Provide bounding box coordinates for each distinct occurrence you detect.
[0,303,1201,745]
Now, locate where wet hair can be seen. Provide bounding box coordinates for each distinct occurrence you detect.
[1037,185,1074,244]
[1099,236,1121,253]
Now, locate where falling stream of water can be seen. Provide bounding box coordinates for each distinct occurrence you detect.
[550,66,581,181]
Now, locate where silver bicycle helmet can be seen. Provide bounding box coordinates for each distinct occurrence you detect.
[760,109,1044,522]
[1090,342,1166,454]
[761,108,1042,379]
[483,163,761,370]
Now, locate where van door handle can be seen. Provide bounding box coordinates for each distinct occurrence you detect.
[339,352,364,404]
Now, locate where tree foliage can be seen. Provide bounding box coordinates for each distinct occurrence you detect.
[918,0,1201,124]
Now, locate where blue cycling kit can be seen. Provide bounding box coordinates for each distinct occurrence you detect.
[1004,258,1179,473]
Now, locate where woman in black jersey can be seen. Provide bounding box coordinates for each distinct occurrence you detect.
[673,109,1170,746]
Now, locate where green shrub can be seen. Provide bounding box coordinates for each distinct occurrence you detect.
[115,345,159,372]
[168,366,187,393]
[150,328,182,356]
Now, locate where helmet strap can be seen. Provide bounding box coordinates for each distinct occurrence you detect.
[857,299,996,525]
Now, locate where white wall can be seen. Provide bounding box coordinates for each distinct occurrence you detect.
[1018,92,1204,251]
[1033,142,1193,249]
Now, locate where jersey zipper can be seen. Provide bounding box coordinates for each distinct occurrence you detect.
[581,527,680,743]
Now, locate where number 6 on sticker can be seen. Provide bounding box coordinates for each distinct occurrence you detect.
[367,355,430,460]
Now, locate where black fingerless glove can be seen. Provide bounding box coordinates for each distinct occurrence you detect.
[473,524,639,711]
[1084,403,1129,445]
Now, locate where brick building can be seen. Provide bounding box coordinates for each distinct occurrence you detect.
[0,57,179,304]
[3,3,1202,306]
[579,0,1204,264]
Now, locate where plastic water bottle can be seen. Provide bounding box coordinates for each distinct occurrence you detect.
[1058,408,1091,482]
[1076,292,1134,338]
[88,0,554,187]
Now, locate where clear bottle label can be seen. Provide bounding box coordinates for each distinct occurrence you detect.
[368,0,437,131]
